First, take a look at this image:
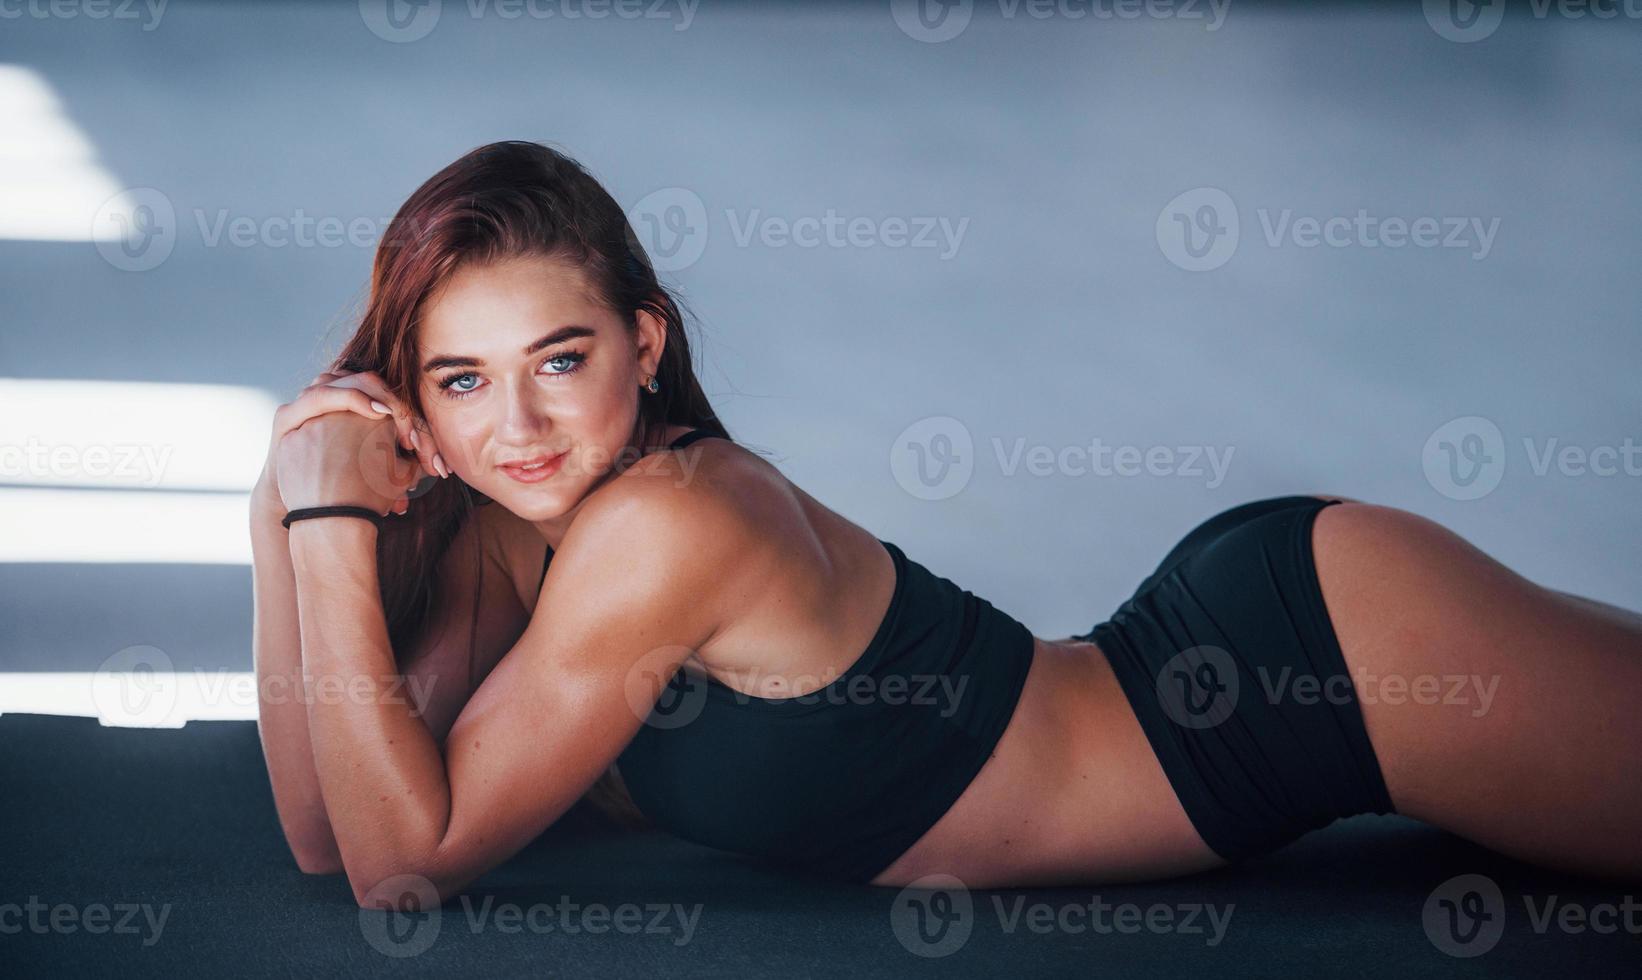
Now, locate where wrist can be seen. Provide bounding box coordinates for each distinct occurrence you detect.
[251,486,288,530]
[287,514,380,568]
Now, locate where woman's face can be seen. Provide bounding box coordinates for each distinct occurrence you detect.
[415,252,666,524]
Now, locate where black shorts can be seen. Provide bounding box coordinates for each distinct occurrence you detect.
[1076,495,1397,863]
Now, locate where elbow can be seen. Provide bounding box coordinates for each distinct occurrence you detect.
[295,849,345,876]
[278,821,345,876]
[348,867,464,912]
[289,837,345,876]
[346,850,480,911]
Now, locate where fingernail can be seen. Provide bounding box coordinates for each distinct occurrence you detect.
[410,429,424,451]
[370,401,391,415]
[434,453,450,479]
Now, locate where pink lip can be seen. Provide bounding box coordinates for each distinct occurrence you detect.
[499,451,567,483]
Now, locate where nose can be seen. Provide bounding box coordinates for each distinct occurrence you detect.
[494,376,548,446]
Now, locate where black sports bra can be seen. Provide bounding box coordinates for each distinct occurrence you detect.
[606,427,1037,883]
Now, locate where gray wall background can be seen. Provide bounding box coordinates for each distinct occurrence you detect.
[3,0,1639,675]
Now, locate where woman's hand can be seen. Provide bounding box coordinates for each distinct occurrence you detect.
[263,368,449,517]
[275,409,433,516]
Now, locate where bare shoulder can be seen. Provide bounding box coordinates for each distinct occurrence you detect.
[622,430,781,505]
[576,437,768,562]
[547,438,781,643]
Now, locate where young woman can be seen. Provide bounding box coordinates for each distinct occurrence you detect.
[253,141,1642,909]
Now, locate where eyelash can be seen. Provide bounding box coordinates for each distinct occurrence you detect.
[437,350,588,400]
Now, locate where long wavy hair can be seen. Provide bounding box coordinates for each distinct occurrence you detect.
[324,140,735,830]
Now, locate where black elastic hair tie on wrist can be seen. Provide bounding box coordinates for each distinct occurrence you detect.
[281,505,386,530]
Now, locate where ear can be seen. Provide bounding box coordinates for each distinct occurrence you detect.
[633,303,668,376]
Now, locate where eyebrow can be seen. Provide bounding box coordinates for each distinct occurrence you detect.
[421,325,597,373]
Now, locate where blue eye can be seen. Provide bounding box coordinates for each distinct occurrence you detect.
[437,350,588,400]
[544,352,587,376]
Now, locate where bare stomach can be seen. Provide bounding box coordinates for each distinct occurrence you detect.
[866,635,1227,889]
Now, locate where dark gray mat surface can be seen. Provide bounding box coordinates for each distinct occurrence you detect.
[3,712,1637,977]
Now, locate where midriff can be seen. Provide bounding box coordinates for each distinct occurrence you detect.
[863,635,1226,889]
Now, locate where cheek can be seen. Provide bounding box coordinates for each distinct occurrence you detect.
[430,414,488,472]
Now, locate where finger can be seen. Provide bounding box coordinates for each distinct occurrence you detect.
[376,401,419,457]
[318,378,413,448]
[390,413,442,479]
[318,377,425,463]
[274,388,393,440]
[407,428,447,480]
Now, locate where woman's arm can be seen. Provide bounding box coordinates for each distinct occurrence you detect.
[288,477,724,908]
[253,471,531,875]
[251,466,345,875]
[251,368,444,875]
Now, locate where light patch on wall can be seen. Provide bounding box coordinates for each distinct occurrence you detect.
[0,488,254,564]
[0,672,260,726]
[0,378,281,564]
[0,378,277,491]
[0,64,136,242]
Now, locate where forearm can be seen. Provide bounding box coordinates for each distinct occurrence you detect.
[250,482,343,872]
[288,518,451,900]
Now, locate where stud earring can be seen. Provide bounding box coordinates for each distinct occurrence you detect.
[642,374,661,394]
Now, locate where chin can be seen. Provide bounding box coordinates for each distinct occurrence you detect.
[489,482,574,520]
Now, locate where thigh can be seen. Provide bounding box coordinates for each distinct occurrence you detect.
[1308,502,1642,856]
[1307,501,1534,815]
